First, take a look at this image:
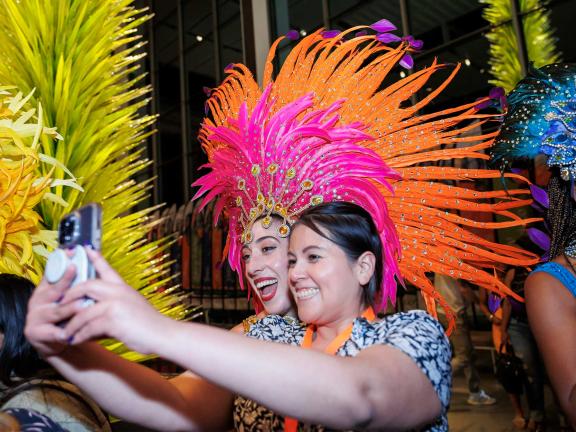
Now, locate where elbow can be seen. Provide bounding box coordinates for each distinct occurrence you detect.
[342,384,377,429]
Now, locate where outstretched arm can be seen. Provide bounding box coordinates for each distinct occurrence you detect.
[58,251,446,430]
[25,264,234,431]
[525,271,576,426]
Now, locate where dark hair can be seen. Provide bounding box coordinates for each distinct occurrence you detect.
[547,170,576,259]
[0,274,49,386]
[293,201,383,308]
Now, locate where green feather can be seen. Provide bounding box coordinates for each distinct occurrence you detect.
[0,0,188,361]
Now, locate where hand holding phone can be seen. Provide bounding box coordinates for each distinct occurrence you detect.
[45,203,102,303]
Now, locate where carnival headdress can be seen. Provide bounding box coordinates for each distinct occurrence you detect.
[491,63,576,180]
[193,85,401,307]
[195,23,539,327]
[492,64,576,261]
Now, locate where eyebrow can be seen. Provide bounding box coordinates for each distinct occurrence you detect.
[241,236,281,251]
[256,235,280,244]
[302,245,325,253]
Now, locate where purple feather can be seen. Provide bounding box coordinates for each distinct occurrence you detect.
[321,30,341,39]
[402,35,424,50]
[530,184,549,209]
[399,54,414,69]
[370,19,397,33]
[489,87,505,99]
[527,227,551,252]
[410,39,424,50]
[355,30,368,37]
[474,98,492,110]
[286,29,300,41]
[488,294,502,314]
[376,33,401,44]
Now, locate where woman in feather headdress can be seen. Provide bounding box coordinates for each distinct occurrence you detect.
[25,22,537,431]
[492,63,576,428]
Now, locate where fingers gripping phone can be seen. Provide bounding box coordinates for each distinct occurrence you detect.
[45,203,102,294]
[58,203,102,252]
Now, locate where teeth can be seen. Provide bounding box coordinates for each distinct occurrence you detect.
[256,279,277,289]
[295,288,319,300]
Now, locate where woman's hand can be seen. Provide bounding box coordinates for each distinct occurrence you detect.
[24,268,76,357]
[59,248,170,355]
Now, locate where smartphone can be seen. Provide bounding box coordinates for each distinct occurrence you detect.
[58,203,102,251]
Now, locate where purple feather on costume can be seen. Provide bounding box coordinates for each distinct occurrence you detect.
[321,30,341,39]
[474,98,492,110]
[410,38,424,50]
[487,293,502,314]
[376,33,401,44]
[399,54,414,69]
[489,87,505,99]
[286,30,300,41]
[530,184,549,209]
[527,227,551,252]
[370,19,397,33]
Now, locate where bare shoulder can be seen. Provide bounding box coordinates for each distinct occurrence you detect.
[526,269,576,311]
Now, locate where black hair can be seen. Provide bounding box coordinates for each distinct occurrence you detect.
[547,170,576,260]
[0,274,49,386]
[293,201,383,308]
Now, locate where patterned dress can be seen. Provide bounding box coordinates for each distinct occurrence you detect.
[234,310,451,431]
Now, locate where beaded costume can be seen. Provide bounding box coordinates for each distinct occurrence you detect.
[492,63,576,293]
[194,23,539,331]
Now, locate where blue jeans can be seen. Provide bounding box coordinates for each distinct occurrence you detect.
[509,318,545,422]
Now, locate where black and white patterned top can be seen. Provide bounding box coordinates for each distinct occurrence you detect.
[234,310,451,431]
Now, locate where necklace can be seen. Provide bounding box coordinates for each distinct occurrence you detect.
[284,307,376,432]
[564,240,576,258]
[564,253,576,276]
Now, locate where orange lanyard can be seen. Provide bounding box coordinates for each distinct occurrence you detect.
[284,307,376,432]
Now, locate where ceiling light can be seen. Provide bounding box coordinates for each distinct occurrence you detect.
[464,58,471,67]
[300,29,307,36]
[196,35,203,42]
[400,71,406,78]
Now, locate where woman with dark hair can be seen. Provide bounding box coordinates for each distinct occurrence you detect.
[525,171,576,428]
[0,274,47,386]
[30,201,452,431]
[24,23,538,432]
[0,274,110,431]
[492,63,576,428]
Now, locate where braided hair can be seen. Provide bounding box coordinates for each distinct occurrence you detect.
[547,170,576,259]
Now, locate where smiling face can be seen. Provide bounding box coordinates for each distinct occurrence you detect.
[242,218,295,316]
[288,224,371,326]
